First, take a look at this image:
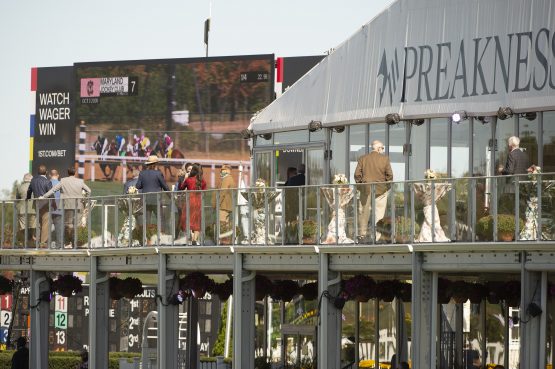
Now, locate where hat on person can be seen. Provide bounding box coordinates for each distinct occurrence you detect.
[145,155,159,165]
[221,164,231,172]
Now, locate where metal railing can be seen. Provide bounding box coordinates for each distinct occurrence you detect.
[6,173,554,249]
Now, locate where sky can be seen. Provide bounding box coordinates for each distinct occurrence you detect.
[0,0,392,194]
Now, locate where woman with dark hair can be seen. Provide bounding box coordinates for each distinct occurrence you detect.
[179,164,206,244]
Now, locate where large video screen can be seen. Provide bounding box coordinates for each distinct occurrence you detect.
[75,55,274,183]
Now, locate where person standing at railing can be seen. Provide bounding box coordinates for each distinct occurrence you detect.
[179,164,206,244]
[15,174,35,246]
[26,164,52,248]
[49,170,63,248]
[123,169,140,194]
[354,140,393,243]
[42,167,91,248]
[136,156,170,226]
[498,136,530,175]
[213,165,236,237]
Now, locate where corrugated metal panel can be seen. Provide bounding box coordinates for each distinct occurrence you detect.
[251,0,555,133]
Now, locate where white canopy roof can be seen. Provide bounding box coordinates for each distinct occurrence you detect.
[251,0,555,133]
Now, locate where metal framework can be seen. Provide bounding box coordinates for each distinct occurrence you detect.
[3,173,555,368]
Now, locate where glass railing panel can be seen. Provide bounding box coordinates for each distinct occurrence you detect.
[320,184,356,245]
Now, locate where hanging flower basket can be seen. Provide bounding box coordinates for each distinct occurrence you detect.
[121,277,144,299]
[270,280,300,302]
[503,280,521,307]
[300,282,318,301]
[255,275,273,301]
[398,282,412,302]
[448,281,470,304]
[0,276,13,295]
[180,272,215,299]
[109,277,124,300]
[343,275,376,302]
[467,283,487,304]
[52,274,83,298]
[213,279,233,301]
[377,280,402,302]
[437,278,452,304]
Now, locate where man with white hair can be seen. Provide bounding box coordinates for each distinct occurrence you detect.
[354,140,393,242]
[498,136,529,175]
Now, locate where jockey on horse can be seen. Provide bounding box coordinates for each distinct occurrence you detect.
[115,134,126,156]
[162,133,174,158]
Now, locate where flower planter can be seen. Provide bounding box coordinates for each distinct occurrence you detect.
[498,232,514,242]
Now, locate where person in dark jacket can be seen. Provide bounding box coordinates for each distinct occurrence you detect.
[26,164,52,247]
[498,136,530,175]
[11,336,29,369]
[136,156,169,226]
[286,164,306,186]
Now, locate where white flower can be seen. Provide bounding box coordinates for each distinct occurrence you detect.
[332,174,348,185]
[255,178,267,188]
[127,186,138,195]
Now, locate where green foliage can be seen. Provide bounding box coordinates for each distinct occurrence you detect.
[0,351,140,369]
[476,214,525,241]
[293,220,317,239]
[212,300,232,357]
[65,226,96,246]
[132,224,158,242]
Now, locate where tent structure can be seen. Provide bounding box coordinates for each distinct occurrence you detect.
[250,0,555,134]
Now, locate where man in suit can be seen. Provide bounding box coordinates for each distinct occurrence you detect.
[136,155,170,225]
[213,164,236,233]
[354,140,393,242]
[49,170,63,248]
[42,167,91,246]
[26,165,52,247]
[498,136,530,175]
[286,164,306,186]
[16,174,35,245]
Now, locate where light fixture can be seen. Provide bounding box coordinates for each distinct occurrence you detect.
[408,119,425,126]
[519,112,537,121]
[168,290,190,305]
[240,129,254,140]
[332,126,345,133]
[385,113,401,125]
[322,290,346,310]
[451,111,468,123]
[259,133,272,140]
[308,120,322,132]
[476,116,491,124]
[497,107,514,120]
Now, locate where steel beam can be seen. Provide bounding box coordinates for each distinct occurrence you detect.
[520,256,542,369]
[233,253,255,369]
[318,253,341,369]
[411,252,436,369]
[29,270,49,369]
[158,255,179,369]
[89,256,109,369]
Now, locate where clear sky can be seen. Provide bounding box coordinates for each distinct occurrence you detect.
[0,0,392,194]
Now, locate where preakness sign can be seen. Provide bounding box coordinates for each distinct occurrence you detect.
[31,67,76,174]
[250,0,555,133]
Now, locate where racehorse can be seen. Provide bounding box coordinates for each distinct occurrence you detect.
[150,142,185,179]
[92,139,118,181]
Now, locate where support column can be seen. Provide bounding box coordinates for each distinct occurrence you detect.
[89,256,109,369]
[158,255,179,369]
[520,261,542,369]
[30,270,49,369]
[186,297,199,369]
[411,252,437,369]
[233,253,255,369]
[318,253,341,369]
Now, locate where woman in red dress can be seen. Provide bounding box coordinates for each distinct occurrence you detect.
[179,164,206,244]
